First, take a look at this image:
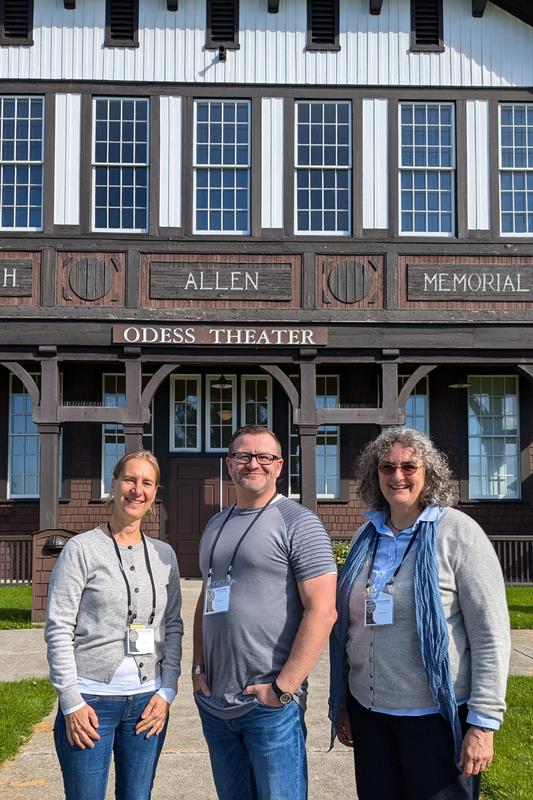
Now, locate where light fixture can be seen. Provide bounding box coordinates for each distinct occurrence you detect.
[448,382,471,389]
[217,409,233,421]
[211,374,232,390]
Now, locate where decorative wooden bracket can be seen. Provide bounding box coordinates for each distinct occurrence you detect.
[472,0,488,17]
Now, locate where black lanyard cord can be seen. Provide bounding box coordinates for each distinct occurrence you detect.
[108,524,157,625]
[206,493,278,583]
[364,524,420,595]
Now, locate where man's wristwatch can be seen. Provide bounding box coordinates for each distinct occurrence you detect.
[271,680,293,705]
[192,664,205,676]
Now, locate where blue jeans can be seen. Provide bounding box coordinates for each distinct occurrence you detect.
[53,692,167,800]
[197,700,308,800]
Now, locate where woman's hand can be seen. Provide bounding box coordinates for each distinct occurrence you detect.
[459,727,494,777]
[337,708,354,748]
[135,694,170,737]
[64,704,100,749]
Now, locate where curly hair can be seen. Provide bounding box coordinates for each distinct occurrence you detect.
[356,427,456,511]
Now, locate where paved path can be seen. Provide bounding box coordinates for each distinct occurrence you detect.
[0,581,531,799]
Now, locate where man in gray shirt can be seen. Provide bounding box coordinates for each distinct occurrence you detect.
[192,425,337,800]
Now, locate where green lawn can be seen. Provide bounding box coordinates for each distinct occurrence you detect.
[482,676,533,800]
[0,585,32,629]
[0,678,55,765]
[506,585,533,630]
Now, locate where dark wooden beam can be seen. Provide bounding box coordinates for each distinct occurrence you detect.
[64,0,76,8]
[268,0,280,11]
[167,0,178,9]
[472,0,488,17]
[369,0,384,14]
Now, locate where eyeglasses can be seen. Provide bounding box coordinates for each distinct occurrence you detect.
[378,462,422,477]
[230,452,281,465]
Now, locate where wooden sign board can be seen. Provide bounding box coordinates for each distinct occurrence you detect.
[113,325,328,347]
[0,260,32,296]
[149,261,293,301]
[407,264,533,301]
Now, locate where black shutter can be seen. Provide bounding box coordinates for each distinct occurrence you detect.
[207,0,238,46]
[1,0,33,43]
[412,0,442,47]
[308,0,338,48]
[106,0,139,46]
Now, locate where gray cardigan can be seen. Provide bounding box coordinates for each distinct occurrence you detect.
[346,507,511,722]
[45,526,183,711]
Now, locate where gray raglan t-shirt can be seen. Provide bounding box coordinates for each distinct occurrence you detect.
[195,495,336,720]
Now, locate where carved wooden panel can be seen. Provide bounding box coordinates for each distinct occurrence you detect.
[316,255,384,309]
[140,254,301,309]
[56,253,125,306]
[400,255,533,310]
[0,252,40,306]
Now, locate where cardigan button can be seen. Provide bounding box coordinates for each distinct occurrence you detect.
[142,676,147,681]
[139,662,144,668]
[130,566,135,571]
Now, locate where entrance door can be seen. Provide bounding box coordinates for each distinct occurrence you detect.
[169,458,235,577]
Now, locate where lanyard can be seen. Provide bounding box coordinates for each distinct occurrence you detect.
[206,493,277,584]
[364,524,420,596]
[108,524,157,626]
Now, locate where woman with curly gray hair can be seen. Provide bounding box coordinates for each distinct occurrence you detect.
[329,427,510,800]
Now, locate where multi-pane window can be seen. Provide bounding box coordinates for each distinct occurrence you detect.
[8,373,39,498]
[93,97,149,232]
[499,104,533,235]
[171,375,201,451]
[399,375,429,434]
[0,96,44,230]
[400,103,455,235]
[241,376,272,428]
[207,374,237,451]
[468,376,519,499]
[194,99,250,234]
[289,375,340,498]
[295,101,351,234]
[102,374,153,495]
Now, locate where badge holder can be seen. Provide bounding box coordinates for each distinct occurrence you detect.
[364,592,394,627]
[204,579,232,615]
[127,624,156,654]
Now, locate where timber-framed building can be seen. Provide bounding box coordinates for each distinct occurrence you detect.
[0,1,532,607]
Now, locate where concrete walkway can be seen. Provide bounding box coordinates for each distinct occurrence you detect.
[0,580,531,800]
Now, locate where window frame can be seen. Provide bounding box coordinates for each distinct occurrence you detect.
[399,374,430,434]
[169,374,202,453]
[193,98,251,235]
[467,375,520,501]
[498,103,533,236]
[206,374,237,453]
[0,95,44,232]
[91,96,149,233]
[398,101,456,237]
[240,375,273,429]
[8,372,40,499]
[294,100,352,236]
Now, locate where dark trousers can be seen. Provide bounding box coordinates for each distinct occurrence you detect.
[347,693,481,800]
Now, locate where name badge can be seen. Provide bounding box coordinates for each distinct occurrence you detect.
[204,582,231,615]
[364,592,394,627]
[127,625,155,654]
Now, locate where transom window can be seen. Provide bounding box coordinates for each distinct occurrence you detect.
[92,97,149,232]
[468,376,519,500]
[0,96,44,231]
[194,99,250,234]
[289,375,340,499]
[499,104,533,235]
[295,101,351,235]
[399,103,455,235]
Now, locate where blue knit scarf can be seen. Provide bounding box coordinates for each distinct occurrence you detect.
[328,517,463,762]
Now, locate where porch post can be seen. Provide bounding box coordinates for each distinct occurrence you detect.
[38,358,60,530]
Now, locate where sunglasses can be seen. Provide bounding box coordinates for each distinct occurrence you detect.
[378,462,422,477]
